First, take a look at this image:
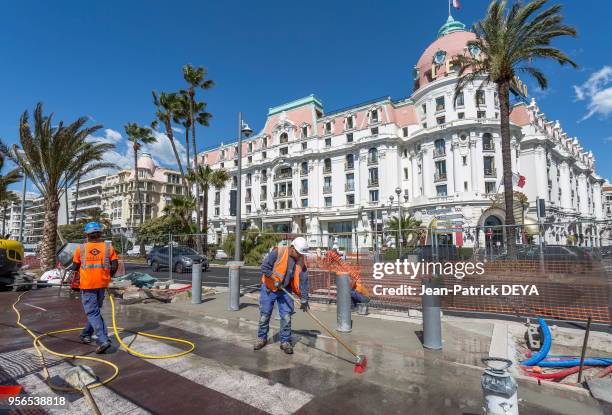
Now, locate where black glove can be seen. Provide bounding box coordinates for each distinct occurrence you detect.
[300,301,310,312]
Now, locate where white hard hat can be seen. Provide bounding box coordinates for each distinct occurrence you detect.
[332,244,339,250]
[291,237,309,255]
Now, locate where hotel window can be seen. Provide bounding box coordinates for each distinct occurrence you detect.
[421,103,427,115]
[346,115,354,130]
[435,160,447,181]
[402,127,409,137]
[346,194,355,206]
[280,147,288,155]
[477,110,486,119]
[221,149,226,159]
[494,92,499,108]
[455,91,464,107]
[214,191,221,204]
[325,121,332,134]
[301,161,308,175]
[248,142,253,153]
[436,184,448,197]
[436,116,445,125]
[370,109,379,123]
[476,90,486,106]
[482,133,494,150]
[301,198,308,207]
[324,196,332,207]
[261,186,267,199]
[262,136,268,148]
[484,156,495,176]
[220,162,224,168]
[345,154,354,169]
[494,112,499,119]
[435,96,445,112]
[246,204,251,213]
[404,168,409,180]
[485,181,496,194]
[458,112,465,119]
[462,155,467,166]
[371,127,379,135]
[422,122,427,129]
[214,207,220,216]
[369,189,379,202]
[301,125,308,138]
[368,147,378,164]
[234,160,238,167]
[280,132,288,144]
[302,141,307,150]
[346,173,355,191]
[434,138,445,156]
[464,181,468,191]
[246,173,252,186]
[368,167,379,186]
[402,148,408,158]
[346,132,353,143]
[247,156,252,164]
[324,158,332,173]
[325,137,331,147]
[323,176,332,193]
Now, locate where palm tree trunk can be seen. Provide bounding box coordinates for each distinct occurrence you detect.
[40,196,60,271]
[134,144,146,256]
[165,120,189,194]
[190,94,203,240]
[73,176,80,224]
[498,81,517,258]
[185,125,191,172]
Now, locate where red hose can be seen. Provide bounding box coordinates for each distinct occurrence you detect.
[596,365,612,378]
[523,365,592,380]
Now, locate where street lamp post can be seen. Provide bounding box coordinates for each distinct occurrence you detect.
[229,112,252,311]
[395,187,402,258]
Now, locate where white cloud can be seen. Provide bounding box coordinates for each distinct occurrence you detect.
[172,126,184,134]
[574,66,612,121]
[604,136,612,143]
[86,128,123,145]
[147,130,188,170]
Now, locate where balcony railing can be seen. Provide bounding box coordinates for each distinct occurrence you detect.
[274,171,293,181]
[323,186,332,194]
[214,199,220,205]
[367,157,378,165]
[434,172,447,182]
[300,169,308,176]
[323,165,332,174]
[345,183,355,192]
[482,142,495,152]
[368,178,379,187]
[484,168,497,177]
[261,175,267,182]
[345,162,354,171]
[300,188,308,196]
[433,148,446,158]
[273,191,292,199]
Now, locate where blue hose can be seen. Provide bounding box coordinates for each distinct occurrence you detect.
[521,318,552,366]
[521,318,612,367]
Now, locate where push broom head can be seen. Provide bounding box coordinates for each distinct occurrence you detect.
[353,355,368,374]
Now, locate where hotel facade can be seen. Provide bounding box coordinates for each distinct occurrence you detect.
[203,17,606,250]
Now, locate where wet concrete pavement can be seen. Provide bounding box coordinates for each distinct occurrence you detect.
[0,287,607,414]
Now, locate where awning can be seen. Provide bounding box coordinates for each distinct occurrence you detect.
[262,217,292,224]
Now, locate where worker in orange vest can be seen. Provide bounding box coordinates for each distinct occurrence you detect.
[350,279,370,308]
[254,237,310,354]
[71,222,119,354]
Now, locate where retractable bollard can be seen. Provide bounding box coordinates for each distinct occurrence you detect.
[191,262,202,304]
[336,272,352,332]
[227,261,243,311]
[418,253,442,350]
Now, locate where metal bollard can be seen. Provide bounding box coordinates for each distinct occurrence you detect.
[422,276,442,350]
[336,272,352,332]
[191,262,202,304]
[227,261,242,311]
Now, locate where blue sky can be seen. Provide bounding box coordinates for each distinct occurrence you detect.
[1,0,611,191]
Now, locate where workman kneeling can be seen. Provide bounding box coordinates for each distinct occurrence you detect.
[71,222,119,354]
[351,279,370,308]
[254,237,310,354]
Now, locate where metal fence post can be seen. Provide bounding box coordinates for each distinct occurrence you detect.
[228,261,242,311]
[191,262,202,304]
[336,272,352,332]
[169,233,173,283]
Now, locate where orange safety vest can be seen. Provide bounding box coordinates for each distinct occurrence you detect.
[261,246,302,296]
[73,241,117,289]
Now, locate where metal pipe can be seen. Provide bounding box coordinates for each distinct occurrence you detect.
[336,272,352,332]
[235,112,242,262]
[191,262,202,304]
[228,261,240,311]
[577,315,592,383]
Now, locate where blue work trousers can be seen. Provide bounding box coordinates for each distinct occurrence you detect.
[80,288,110,344]
[257,284,294,343]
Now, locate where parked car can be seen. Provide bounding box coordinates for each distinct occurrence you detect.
[215,249,228,260]
[146,246,164,266]
[149,246,209,273]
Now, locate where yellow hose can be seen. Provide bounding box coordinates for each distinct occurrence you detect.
[12,289,195,392]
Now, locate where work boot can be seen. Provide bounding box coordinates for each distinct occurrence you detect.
[80,335,92,344]
[96,341,111,354]
[280,342,293,354]
[253,338,267,350]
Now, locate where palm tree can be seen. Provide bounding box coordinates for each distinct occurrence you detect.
[187,165,230,253]
[163,195,196,232]
[386,214,422,249]
[151,91,189,191]
[183,64,214,170]
[455,0,577,257]
[173,92,193,173]
[0,103,116,270]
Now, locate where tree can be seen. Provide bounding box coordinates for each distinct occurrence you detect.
[0,155,22,237]
[0,103,115,270]
[151,91,189,191]
[124,123,157,255]
[187,165,230,253]
[163,195,196,232]
[182,64,214,236]
[386,214,423,249]
[455,0,577,257]
[137,215,185,246]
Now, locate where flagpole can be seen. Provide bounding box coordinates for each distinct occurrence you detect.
[448,0,451,17]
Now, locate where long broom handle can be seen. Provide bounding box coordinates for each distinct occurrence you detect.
[277,285,359,358]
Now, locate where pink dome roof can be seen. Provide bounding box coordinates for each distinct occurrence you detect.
[414,29,476,91]
[137,153,156,172]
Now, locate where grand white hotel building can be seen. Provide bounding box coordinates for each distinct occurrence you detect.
[199,17,607,251]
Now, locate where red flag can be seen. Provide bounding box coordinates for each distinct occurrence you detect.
[512,172,526,188]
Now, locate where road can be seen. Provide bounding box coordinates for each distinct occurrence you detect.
[123,262,262,291]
